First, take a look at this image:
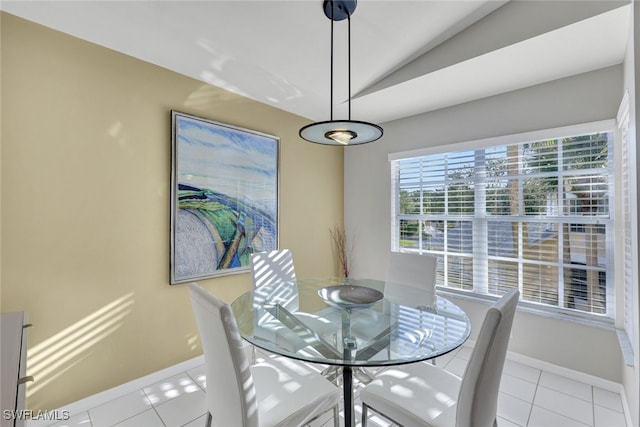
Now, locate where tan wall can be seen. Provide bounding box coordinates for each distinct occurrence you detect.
[0,13,344,411]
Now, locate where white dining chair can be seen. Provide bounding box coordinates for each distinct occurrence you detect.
[250,249,341,371]
[188,283,341,427]
[249,249,300,359]
[251,249,297,288]
[360,289,519,427]
[350,252,440,371]
[384,252,438,307]
[249,250,326,358]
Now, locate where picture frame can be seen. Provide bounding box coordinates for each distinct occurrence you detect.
[170,111,279,284]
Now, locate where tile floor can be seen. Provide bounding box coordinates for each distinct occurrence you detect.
[44,345,628,427]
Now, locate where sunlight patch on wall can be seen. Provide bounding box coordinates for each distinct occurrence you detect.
[183,84,239,110]
[185,332,200,352]
[26,293,135,398]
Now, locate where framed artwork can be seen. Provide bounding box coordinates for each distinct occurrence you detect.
[170,111,279,284]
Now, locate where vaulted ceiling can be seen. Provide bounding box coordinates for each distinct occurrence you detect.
[1,1,631,124]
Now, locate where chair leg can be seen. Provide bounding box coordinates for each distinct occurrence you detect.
[354,367,375,384]
[205,412,212,427]
[333,405,340,427]
[361,403,368,427]
[321,365,342,384]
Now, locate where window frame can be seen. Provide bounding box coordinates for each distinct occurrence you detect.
[616,91,636,365]
[389,120,617,327]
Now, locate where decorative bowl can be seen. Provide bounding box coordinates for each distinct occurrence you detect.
[318,285,383,310]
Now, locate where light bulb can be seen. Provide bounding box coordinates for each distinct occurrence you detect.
[325,130,357,145]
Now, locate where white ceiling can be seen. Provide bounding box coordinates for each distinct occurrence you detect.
[1,0,631,124]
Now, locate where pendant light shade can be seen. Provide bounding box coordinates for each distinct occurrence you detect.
[300,120,383,146]
[299,0,383,146]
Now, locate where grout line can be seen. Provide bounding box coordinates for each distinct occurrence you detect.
[155,405,168,427]
[524,363,542,427]
[143,385,167,427]
[177,407,205,427]
[533,385,598,427]
[591,385,596,427]
[536,383,594,406]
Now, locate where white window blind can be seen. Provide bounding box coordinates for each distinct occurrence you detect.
[618,92,635,359]
[392,128,614,319]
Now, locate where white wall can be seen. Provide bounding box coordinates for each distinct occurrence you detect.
[344,65,625,384]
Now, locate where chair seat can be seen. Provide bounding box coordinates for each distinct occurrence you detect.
[359,361,461,427]
[252,355,341,427]
[256,310,337,351]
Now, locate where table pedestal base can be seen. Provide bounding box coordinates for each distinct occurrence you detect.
[321,366,374,385]
[343,366,354,427]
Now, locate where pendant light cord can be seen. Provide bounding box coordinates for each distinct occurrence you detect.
[347,13,351,120]
[328,0,353,122]
[298,0,383,145]
[330,1,334,121]
[329,0,351,121]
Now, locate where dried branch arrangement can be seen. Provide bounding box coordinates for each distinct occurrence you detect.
[330,225,353,278]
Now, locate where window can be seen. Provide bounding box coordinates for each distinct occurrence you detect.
[391,124,614,320]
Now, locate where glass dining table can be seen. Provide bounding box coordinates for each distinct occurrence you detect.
[230,277,471,427]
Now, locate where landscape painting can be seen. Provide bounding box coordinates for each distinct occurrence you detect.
[170,111,279,284]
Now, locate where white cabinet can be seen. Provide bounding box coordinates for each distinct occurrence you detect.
[1,312,31,427]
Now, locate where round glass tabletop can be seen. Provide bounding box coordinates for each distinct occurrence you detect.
[230,277,471,368]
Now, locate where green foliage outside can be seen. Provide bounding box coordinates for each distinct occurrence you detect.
[399,133,608,223]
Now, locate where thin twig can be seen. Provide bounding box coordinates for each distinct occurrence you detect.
[330,225,353,278]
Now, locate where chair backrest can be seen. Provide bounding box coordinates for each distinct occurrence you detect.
[250,249,299,313]
[189,283,259,427]
[456,289,519,427]
[384,252,438,307]
[251,249,296,288]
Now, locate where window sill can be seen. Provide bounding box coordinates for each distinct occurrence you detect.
[436,287,616,331]
[615,329,635,367]
[438,288,638,367]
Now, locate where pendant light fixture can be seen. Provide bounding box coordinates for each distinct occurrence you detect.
[299,0,383,146]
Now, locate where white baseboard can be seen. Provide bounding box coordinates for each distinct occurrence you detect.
[619,387,635,427]
[505,350,622,392]
[456,339,623,393]
[25,355,204,427]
